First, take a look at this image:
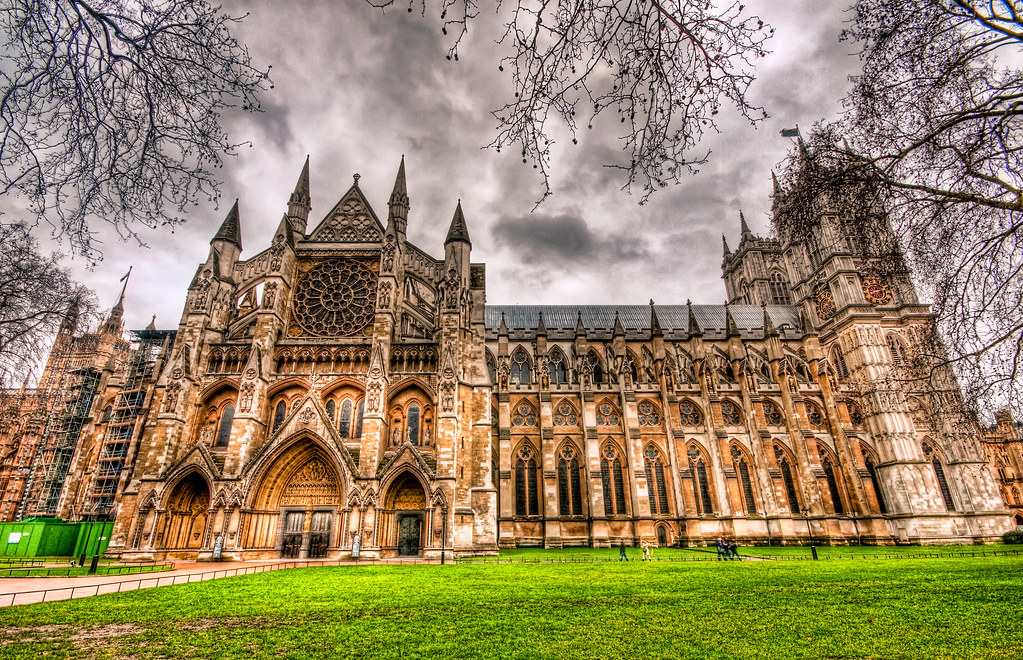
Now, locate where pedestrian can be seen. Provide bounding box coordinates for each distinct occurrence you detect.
[716,537,726,560]
[728,538,740,561]
[619,539,628,561]
[641,541,650,561]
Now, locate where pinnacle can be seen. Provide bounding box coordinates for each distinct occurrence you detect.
[739,210,752,237]
[445,199,471,246]
[722,234,731,256]
[292,155,310,201]
[391,155,407,199]
[211,199,242,250]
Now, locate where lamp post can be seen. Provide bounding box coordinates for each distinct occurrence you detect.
[441,507,448,565]
[801,507,818,561]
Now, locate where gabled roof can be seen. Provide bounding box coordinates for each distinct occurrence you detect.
[306,178,384,243]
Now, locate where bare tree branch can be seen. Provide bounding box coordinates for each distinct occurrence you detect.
[0,0,272,260]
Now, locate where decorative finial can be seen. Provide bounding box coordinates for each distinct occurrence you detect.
[353,173,361,186]
[649,299,655,306]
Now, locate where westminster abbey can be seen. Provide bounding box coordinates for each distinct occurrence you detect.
[0,152,1017,560]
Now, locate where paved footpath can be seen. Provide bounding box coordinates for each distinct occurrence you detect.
[0,558,440,608]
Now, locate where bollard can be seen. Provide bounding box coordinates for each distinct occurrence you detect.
[89,554,100,575]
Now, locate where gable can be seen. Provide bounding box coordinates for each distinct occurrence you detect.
[308,185,384,243]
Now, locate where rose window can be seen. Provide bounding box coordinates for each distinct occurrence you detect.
[291,259,377,337]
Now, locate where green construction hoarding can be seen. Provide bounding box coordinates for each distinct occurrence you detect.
[1,519,113,558]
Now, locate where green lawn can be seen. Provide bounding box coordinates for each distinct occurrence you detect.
[1,554,1021,659]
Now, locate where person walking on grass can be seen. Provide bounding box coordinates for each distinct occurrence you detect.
[728,538,740,561]
[716,537,727,560]
[619,539,628,561]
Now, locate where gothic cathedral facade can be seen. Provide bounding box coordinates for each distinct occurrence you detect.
[3,152,1014,560]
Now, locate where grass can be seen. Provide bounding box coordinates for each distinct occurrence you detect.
[1,552,1021,658]
[457,544,1021,562]
[0,563,173,578]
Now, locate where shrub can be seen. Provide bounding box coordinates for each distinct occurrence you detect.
[1002,530,1023,544]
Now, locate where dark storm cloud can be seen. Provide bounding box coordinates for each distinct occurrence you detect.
[47,1,868,329]
[492,212,650,267]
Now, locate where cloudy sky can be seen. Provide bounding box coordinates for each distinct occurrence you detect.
[57,1,858,331]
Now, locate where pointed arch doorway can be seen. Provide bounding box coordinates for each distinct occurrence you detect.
[386,472,428,556]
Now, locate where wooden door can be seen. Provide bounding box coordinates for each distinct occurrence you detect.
[397,513,422,556]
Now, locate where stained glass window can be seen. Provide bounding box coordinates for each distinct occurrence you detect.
[679,400,702,425]
[291,259,377,337]
[554,402,578,426]
[638,402,660,426]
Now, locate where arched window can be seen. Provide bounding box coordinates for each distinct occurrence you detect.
[644,446,669,515]
[848,402,864,426]
[325,399,336,422]
[215,403,234,448]
[272,400,287,432]
[557,446,584,516]
[596,400,620,426]
[924,443,956,511]
[354,400,364,438]
[762,400,784,426]
[549,350,568,384]
[775,445,800,514]
[731,446,757,515]
[515,446,540,516]
[818,446,845,514]
[102,406,113,422]
[831,347,849,380]
[769,271,793,305]
[887,335,908,367]
[679,399,703,425]
[638,401,661,426]
[600,445,627,515]
[720,400,743,426]
[407,404,421,445]
[688,445,713,515]
[338,399,353,438]
[553,401,578,426]
[511,349,531,385]
[863,453,887,514]
[806,402,827,429]
[486,355,496,385]
[511,401,538,427]
[588,353,604,385]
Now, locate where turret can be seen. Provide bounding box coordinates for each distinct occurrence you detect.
[387,156,409,238]
[444,199,472,282]
[210,200,243,275]
[287,156,311,235]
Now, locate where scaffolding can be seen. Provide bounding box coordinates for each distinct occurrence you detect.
[35,367,101,514]
[85,329,173,518]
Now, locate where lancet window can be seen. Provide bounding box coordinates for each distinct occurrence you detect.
[818,446,845,514]
[600,445,628,515]
[775,445,801,514]
[389,400,433,447]
[272,400,288,432]
[687,445,713,515]
[644,446,669,515]
[557,445,584,516]
[548,349,568,384]
[923,443,956,511]
[887,335,909,367]
[862,452,887,514]
[511,349,531,385]
[731,445,757,515]
[515,446,541,517]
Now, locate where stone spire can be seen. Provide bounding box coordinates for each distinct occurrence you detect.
[145,314,157,331]
[102,270,129,335]
[763,302,779,337]
[649,301,663,338]
[287,156,311,235]
[687,300,702,337]
[498,312,509,336]
[535,311,547,336]
[739,210,753,240]
[722,234,731,256]
[574,312,586,337]
[612,311,625,338]
[445,199,471,246]
[387,155,409,237]
[211,199,242,250]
